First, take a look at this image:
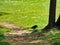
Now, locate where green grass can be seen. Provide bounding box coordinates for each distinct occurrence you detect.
[0,0,60,29]
[0,0,60,44]
[48,30,60,45]
[0,25,10,34]
[0,26,11,45]
[0,34,11,45]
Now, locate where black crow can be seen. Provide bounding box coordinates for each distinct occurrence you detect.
[31,25,38,33]
[31,25,38,29]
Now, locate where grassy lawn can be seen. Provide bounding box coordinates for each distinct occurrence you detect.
[0,0,60,29]
[0,0,60,45]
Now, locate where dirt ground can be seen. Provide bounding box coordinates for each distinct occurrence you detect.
[0,22,52,45]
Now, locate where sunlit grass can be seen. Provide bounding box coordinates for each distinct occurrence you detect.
[0,0,60,29]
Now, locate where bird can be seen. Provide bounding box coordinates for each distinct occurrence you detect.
[31,25,38,29]
[31,25,38,33]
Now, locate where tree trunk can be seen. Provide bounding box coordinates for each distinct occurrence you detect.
[55,15,60,29]
[48,0,56,27]
[41,0,57,32]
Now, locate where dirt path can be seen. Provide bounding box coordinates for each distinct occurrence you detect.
[0,22,51,45]
[0,22,31,34]
[0,22,27,30]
